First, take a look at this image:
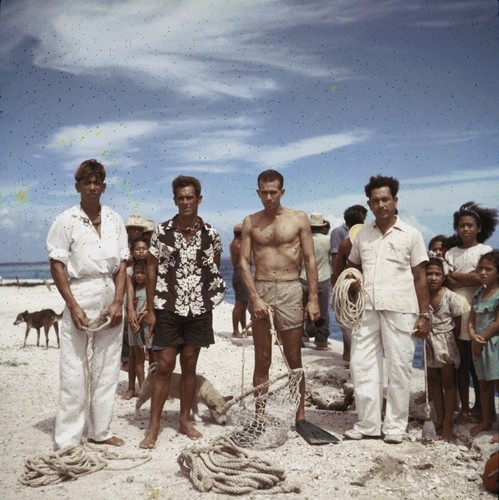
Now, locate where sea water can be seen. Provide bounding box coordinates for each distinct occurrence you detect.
[1,258,423,368]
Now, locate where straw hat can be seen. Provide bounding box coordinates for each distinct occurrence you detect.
[349,224,364,243]
[125,214,148,229]
[143,219,156,233]
[309,212,328,227]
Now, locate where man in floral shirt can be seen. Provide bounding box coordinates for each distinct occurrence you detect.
[139,176,225,448]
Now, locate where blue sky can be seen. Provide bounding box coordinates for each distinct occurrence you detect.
[1,0,498,264]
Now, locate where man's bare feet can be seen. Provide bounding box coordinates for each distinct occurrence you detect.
[88,436,125,446]
[232,332,243,338]
[490,433,499,444]
[121,389,135,400]
[470,421,492,437]
[139,429,158,449]
[180,420,202,440]
[441,423,454,442]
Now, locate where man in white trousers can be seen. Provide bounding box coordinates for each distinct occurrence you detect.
[345,175,430,444]
[47,159,129,450]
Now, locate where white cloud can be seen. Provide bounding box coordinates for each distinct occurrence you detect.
[44,120,161,168]
[0,0,347,99]
[256,131,371,167]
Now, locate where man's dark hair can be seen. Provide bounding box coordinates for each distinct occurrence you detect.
[257,169,284,189]
[172,175,202,197]
[343,205,368,227]
[364,175,399,199]
[75,159,106,183]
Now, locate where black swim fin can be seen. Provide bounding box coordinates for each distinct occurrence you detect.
[296,420,340,445]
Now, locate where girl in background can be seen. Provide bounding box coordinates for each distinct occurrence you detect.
[445,202,497,424]
[469,251,499,443]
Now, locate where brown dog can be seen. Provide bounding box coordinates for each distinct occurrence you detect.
[13,309,62,348]
[135,362,232,424]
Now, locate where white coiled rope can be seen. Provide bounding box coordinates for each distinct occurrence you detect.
[331,268,365,335]
[19,310,151,487]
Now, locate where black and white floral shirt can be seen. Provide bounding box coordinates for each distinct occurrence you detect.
[149,215,226,316]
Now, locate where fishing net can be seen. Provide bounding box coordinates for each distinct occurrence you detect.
[222,308,303,450]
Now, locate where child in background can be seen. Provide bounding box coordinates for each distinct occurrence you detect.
[122,237,150,400]
[445,202,497,424]
[428,235,448,258]
[425,257,463,441]
[123,260,148,400]
[469,251,499,443]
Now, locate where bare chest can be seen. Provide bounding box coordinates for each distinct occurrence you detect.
[252,221,299,248]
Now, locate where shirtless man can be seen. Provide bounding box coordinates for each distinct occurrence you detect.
[239,169,320,424]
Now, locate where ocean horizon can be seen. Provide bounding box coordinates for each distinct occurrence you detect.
[0,259,424,369]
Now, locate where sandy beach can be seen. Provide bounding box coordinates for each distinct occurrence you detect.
[1,283,497,499]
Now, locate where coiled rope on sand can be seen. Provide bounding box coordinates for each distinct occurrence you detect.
[178,436,300,495]
[331,268,365,334]
[19,312,151,488]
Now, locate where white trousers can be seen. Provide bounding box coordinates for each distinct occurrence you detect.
[54,276,123,449]
[350,309,416,436]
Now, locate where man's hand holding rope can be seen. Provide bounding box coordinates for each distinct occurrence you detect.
[413,315,431,339]
[106,299,124,328]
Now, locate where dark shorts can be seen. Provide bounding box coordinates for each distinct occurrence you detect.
[152,309,214,350]
[232,268,248,302]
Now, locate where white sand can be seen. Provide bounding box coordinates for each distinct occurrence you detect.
[1,284,497,499]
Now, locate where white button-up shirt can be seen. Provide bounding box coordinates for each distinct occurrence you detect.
[47,204,129,279]
[348,217,427,313]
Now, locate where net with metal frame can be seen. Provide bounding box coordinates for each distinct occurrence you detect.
[222,308,303,450]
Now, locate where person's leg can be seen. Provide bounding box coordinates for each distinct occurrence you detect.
[239,300,248,331]
[341,326,351,362]
[135,346,146,390]
[349,310,383,436]
[491,380,499,444]
[232,300,243,336]
[280,326,306,422]
[54,312,87,449]
[427,367,443,431]
[252,316,273,389]
[232,300,247,337]
[380,311,416,438]
[470,380,493,436]
[455,339,472,423]
[88,320,123,444]
[440,363,457,441]
[469,355,482,417]
[251,316,273,421]
[121,321,130,371]
[314,280,331,348]
[123,346,137,399]
[139,347,177,448]
[178,345,202,439]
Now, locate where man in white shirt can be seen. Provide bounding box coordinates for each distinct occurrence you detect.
[344,175,430,444]
[47,159,129,449]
